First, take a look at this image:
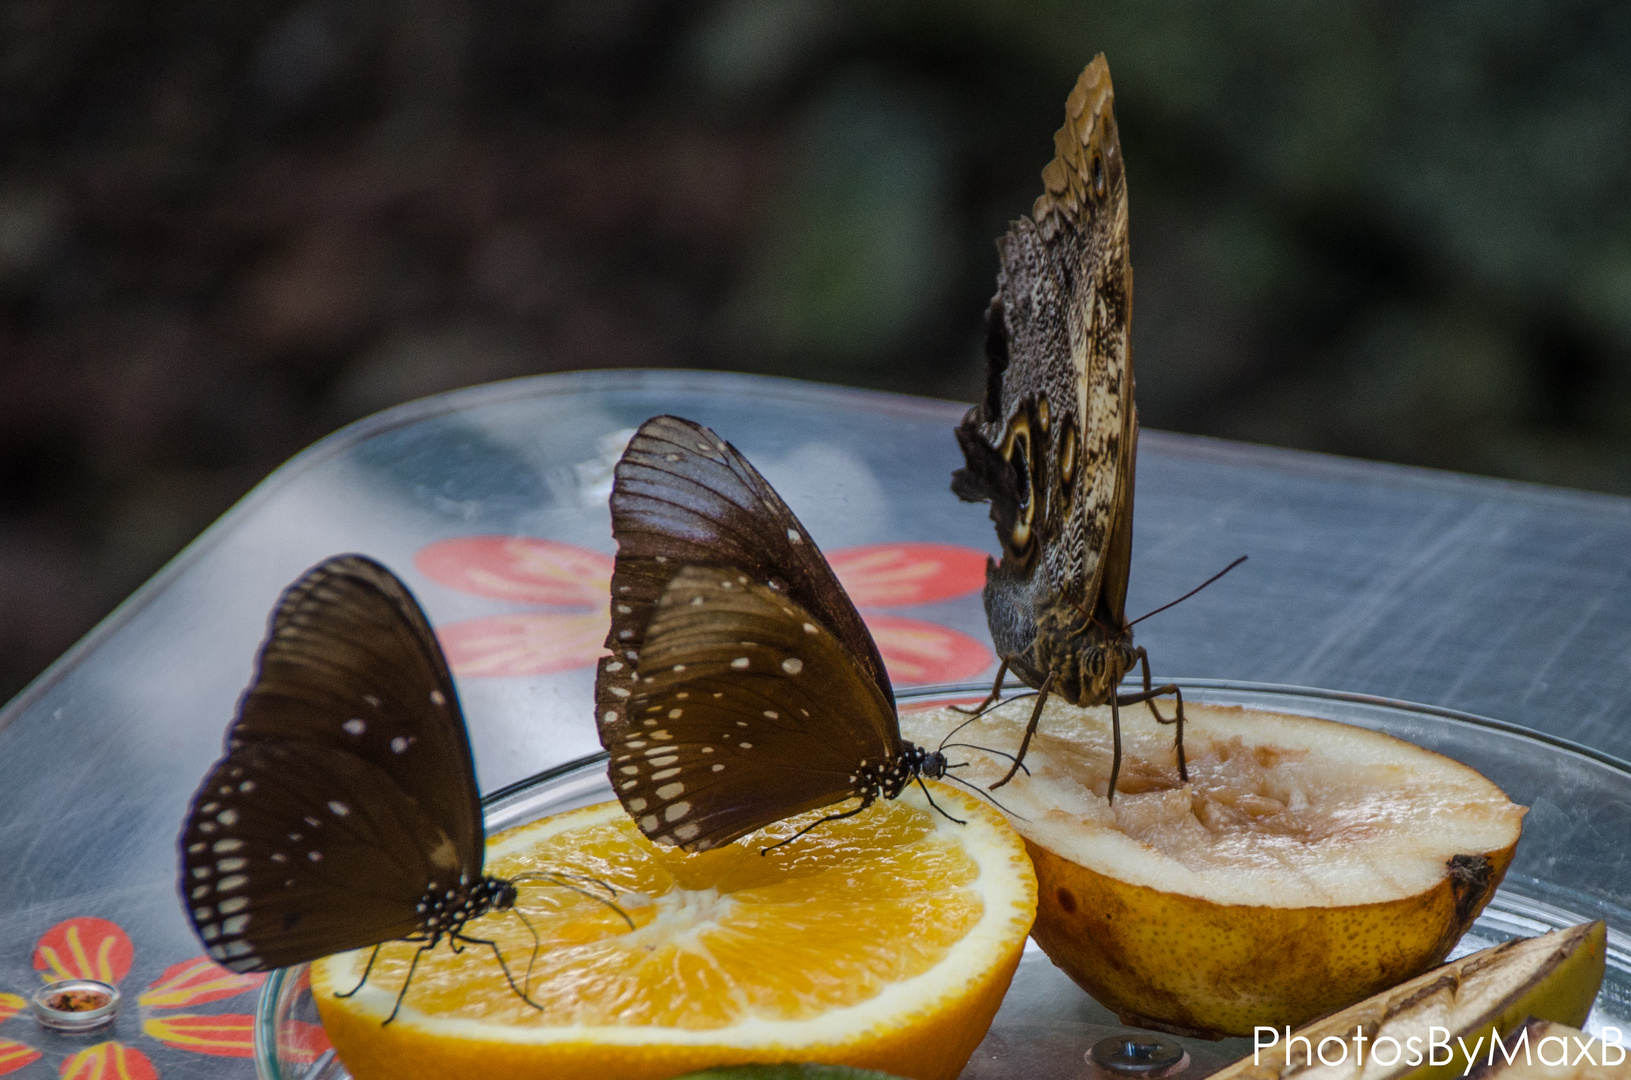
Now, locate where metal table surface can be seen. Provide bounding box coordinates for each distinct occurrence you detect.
[3,369,1630,1078]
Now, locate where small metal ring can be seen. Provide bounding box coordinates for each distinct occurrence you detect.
[1089,1033,1189,1077]
[31,980,121,1033]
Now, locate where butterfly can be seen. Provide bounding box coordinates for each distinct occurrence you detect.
[177,555,611,1020]
[950,55,1191,802]
[593,415,964,853]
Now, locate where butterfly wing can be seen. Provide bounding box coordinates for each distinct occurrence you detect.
[603,565,898,852]
[179,554,487,969]
[952,55,1137,656]
[225,555,484,868]
[597,415,893,746]
[179,740,462,971]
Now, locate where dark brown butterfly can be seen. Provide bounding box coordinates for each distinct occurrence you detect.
[593,415,956,852]
[178,555,606,1020]
[951,56,1187,801]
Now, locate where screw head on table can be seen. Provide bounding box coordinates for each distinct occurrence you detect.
[1088,1033,1189,1077]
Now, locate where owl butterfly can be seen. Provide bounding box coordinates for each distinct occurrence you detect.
[952,55,1186,802]
[178,555,618,1022]
[594,415,962,853]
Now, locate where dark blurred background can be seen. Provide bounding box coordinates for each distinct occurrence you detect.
[4,0,1631,701]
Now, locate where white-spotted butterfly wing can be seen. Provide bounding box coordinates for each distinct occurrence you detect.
[607,564,900,850]
[598,415,890,702]
[178,555,487,972]
[596,416,932,853]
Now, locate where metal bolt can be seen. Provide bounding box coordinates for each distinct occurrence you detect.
[1089,1033,1188,1076]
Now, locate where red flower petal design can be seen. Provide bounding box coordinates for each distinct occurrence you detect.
[828,543,987,608]
[862,614,994,686]
[278,1020,334,1065]
[418,536,995,682]
[0,1039,41,1077]
[0,994,23,1024]
[57,1042,157,1080]
[416,537,611,607]
[139,957,264,1009]
[142,1014,256,1058]
[438,611,609,677]
[34,918,133,985]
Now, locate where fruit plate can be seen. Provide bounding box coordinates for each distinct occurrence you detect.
[254,681,1631,1080]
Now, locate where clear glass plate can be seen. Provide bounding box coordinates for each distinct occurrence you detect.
[256,681,1631,1080]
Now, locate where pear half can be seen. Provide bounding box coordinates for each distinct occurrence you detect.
[901,700,1525,1038]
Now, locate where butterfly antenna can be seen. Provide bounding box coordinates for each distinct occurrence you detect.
[511,869,616,898]
[938,770,1028,821]
[913,775,967,826]
[1128,555,1248,627]
[976,689,1039,720]
[939,743,1031,776]
[936,711,989,752]
[760,797,874,855]
[510,872,636,930]
[937,693,1042,757]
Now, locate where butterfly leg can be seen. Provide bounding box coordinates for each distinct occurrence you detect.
[1106,690,1124,804]
[759,794,877,854]
[1115,648,1187,783]
[954,657,1011,715]
[337,944,384,999]
[384,939,438,1025]
[450,928,544,1012]
[990,671,1054,790]
[504,904,544,998]
[913,775,968,825]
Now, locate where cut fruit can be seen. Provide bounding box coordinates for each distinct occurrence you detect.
[900,699,1526,1037]
[311,782,1036,1080]
[1210,922,1608,1080]
[1469,1018,1627,1079]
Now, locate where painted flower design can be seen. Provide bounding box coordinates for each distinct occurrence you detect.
[0,916,331,1076]
[416,535,993,684]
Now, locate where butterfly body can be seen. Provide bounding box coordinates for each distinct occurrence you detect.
[595,416,950,852]
[952,56,1185,796]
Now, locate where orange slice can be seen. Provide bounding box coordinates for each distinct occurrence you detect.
[311,781,1036,1080]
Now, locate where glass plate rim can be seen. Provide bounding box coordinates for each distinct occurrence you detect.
[906,677,1631,775]
[480,679,1631,807]
[255,677,1631,1078]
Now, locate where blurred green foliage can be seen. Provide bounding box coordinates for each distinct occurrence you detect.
[712,0,1631,491]
[2,0,1629,698]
